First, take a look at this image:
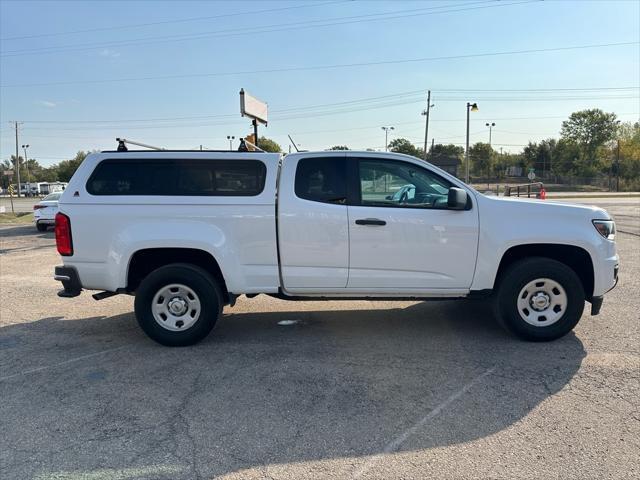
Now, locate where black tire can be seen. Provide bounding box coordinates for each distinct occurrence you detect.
[494,257,585,341]
[134,263,222,346]
[36,223,48,232]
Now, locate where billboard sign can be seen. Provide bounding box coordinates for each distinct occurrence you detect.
[240,89,268,125]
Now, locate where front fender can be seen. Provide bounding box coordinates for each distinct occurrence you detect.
[471,195,610,293]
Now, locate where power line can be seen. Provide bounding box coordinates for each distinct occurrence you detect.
[3,40,636,88]
[14,86,638,125]
[9,111,638,135]
[0,1,524,57]
[0,0,347,41]
[434,87,640,92]
[9,99,627,132]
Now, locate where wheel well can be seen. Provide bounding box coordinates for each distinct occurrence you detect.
[495,244,594,300]
[127,248,229,302]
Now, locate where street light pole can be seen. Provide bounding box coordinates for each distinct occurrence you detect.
[21,144,31,195]
[485,122,495,146]
[422,90,434,160]
[465,103,478,184]
[13,121,22,197]
[381,126,394,152]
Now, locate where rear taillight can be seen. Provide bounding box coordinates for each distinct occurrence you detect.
[55,213,73,256]
[33,204,46,210]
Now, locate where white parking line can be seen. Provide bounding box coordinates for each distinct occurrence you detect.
[352,366,496,479]
[0,346,127,382]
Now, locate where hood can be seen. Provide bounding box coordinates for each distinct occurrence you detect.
[477,194,611,221]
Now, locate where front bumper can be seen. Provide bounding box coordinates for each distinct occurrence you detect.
[55,265,82,298]
[591,264,618,315]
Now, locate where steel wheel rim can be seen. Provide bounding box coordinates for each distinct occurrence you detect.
[517,278,567,327]
[151,283,201,331]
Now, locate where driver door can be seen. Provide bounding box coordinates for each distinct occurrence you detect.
[346,157,479,292]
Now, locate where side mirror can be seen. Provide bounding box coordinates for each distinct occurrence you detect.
[448,187,468,210]
[385,195,393,200]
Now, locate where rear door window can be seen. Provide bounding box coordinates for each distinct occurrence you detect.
[87,159,266,196]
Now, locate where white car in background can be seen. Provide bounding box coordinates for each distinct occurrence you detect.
[33,192,61,231]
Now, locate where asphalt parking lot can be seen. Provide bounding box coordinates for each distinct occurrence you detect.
[1,198,638,480]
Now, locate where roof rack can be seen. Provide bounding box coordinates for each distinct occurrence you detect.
[116,138,165,151]
[113,137,266,153]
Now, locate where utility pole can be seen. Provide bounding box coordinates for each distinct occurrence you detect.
[381,126,394,151]
[485,122,495,189]
[616,139,620,192]
[13,121,22,197]
[422,90,433,160]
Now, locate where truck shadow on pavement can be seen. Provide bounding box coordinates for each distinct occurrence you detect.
[1,299,586,479]
[0,224,53,238]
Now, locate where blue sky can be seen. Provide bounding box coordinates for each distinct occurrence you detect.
[1,0,638,165]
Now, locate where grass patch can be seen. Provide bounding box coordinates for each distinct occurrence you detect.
[0,212,34,224]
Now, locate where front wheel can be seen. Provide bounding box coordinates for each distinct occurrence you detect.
[36,223,48,232]
[134,263,222,346]
[495,257,585,341]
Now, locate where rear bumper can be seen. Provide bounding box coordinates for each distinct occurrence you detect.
[54,265,82,297]
[36,218,56,225]
[34,211,56,224]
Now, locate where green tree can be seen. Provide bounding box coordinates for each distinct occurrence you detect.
[493,152,524,178]
[612,121,640,190]
[388,138,424,158]
[522,139,557,177]
[21,158,47,183]
[328,145,349,150]
[560,109,619,170]
[6,155,26,188]
[56,151,87,182]
[257,137,281,153]
[0,159,14,189]
[522,141,538,170]
[429,144,464,160]
[552,139,582,176]
[469,142,494,177]
[39,166,59,182]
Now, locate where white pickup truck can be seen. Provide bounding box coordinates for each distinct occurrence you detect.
[54,150,618,346]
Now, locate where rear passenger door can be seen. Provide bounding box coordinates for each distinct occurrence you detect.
[278,154,349,291]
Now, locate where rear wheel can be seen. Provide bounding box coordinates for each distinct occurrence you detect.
[36,222,48,232]
[134,263,222,346]
[495,257,585,341]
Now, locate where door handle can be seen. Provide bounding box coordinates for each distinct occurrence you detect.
[355,218,386,226]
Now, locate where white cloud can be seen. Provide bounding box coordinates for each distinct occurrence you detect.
[99,48,121,58]
[38,100,57,108]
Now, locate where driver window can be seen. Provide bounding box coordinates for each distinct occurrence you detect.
[358,159,452,209]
